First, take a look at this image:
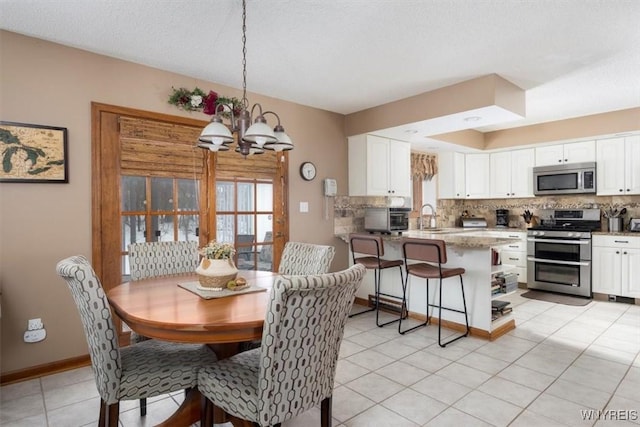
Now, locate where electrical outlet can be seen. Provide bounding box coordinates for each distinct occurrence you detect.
[24,329,47,343]
[28,318,43,330]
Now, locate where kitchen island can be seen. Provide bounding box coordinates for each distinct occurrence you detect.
[341,229,520,340]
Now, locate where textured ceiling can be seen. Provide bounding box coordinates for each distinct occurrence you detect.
[1,0,639,136]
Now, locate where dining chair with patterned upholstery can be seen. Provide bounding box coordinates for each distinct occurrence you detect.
[277,241,335,275]
[238,241,336,354]
[128,240,199,280]
[198,263,366,427]
[56,255,214,427]
[127,240,200,415]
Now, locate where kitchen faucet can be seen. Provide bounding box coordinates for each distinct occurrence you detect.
[419,203,437,230]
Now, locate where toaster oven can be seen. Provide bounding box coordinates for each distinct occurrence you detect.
[364,207,409,233]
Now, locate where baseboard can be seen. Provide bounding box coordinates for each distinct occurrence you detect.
[1,354,91,386]
[351,301,516,340]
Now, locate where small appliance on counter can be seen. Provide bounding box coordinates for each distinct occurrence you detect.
[364,207,410,234]
[496,209,509,228]
[461,217,488,228]
[630,218,640,232]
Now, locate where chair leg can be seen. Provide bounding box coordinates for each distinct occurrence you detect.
[139,397,147,416]
[349,268,376,318]
[321,396,332,427]
[99,400,106,427]
[399,274,428,334]
[437,275,470,347]
[200,395,213,427]
[99,400,119,427]
[376,266,405,327]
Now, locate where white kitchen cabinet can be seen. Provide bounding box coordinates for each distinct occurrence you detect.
[490,148,534,198]
[499,231,528,283]
[464,153,490,199]
[473,230,527,283]
[592,235,640,298]
[348,134,411,197]
[596,135,640,196]
[437,151,466,199]
[535,140,595,166]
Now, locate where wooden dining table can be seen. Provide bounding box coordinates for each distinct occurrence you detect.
[107,270,278,427]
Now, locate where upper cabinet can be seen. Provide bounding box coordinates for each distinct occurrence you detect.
[596,135,640,196]
[348,134,411,197]
[535,140,596,166]
[438,151,466,199]
[490,148,534,198]
[464,153,490,199]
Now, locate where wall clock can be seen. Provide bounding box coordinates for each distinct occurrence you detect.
[300,162,317,181]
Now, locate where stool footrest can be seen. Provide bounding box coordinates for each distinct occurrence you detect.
[349,306,375,318]
[426,303,467,316]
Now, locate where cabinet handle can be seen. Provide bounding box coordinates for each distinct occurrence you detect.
[619,189,623,192]
[616,251,620,254]
[614,240,629,244]
[508,235,520,238]
[508,257,519,261]
[564,158,568,162]
[623,251,628,255]
[558,159,562,163]
[626,189,631,192]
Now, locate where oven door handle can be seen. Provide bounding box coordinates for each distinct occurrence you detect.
[526,238,590,244]
[527,257,590,266]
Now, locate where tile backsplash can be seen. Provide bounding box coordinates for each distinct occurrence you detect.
[438,195,640,230]
[334,195,640,234]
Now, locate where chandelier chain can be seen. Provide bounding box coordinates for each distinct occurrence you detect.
[241,0,248,110]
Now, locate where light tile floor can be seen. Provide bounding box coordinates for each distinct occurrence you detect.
[2,290,639,427]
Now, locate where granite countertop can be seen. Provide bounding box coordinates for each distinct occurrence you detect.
[593,231,640,236]
[337,229,520,249]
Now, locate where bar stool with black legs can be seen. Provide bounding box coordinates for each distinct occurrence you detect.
[348,233,405,327]
[400,238,469,347]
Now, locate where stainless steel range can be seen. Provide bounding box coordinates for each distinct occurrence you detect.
[527,208,601,298]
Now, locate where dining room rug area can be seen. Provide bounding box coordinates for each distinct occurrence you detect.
[521,290,591,306]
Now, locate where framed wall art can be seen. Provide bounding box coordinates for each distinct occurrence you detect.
[0,121,68,183]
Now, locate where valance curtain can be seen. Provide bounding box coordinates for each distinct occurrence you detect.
[411,153,438,181]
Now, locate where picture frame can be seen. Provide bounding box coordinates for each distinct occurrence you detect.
[0,121,68,183]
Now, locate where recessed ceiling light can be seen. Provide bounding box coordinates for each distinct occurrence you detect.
[464,116,482,122]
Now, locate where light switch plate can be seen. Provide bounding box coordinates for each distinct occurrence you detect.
[299,202,309,213]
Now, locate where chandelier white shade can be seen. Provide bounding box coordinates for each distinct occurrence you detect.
[197,0,293,157]
[198,117,234,147]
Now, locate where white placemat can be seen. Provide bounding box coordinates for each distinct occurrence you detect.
[178,281,267,299]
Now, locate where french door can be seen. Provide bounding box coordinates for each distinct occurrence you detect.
[215,178,275,271]
[121,176,201,276]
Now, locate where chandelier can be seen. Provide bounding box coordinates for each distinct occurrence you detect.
[197,0,293,156]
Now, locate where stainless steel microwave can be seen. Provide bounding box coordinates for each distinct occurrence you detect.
[364,207,409,233]
[533,162,596,196]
